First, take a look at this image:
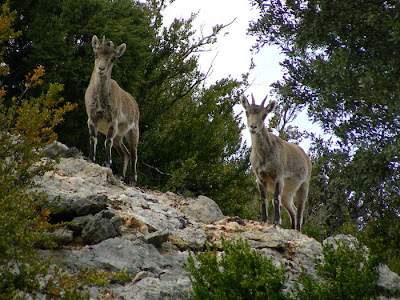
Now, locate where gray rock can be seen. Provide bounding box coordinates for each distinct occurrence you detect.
[46,194,108,222]
[39,237,189,280]
[144,230,170,248]
[81,213,119,245]
[43,141,82,159]
[173,226,207,250]
[43,141,70,158]
[111,214,125,229]
[116,276,191,300]
[69,214,94,235]
[378,264,400,295]
[181,195,224,224]
[49,228,74,246]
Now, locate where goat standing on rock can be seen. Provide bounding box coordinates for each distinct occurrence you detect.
[85,35,139,184]
[241,94,312,231]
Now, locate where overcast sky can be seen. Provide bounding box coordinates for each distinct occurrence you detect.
[163,0,316,151]
[163,0,282,96]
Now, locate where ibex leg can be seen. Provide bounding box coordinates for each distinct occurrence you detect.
[257,180,268,223]
[113,135,131,180]
[88,119,98,162]
[126,128,139,185]
[282,194,296,230]
[104,124,116,168]
[273,180,283,226]
[295,182,309,232]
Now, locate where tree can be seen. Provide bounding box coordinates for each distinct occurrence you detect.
[4,0,258,217]
[0,3,78,297]
[249,0,400,267]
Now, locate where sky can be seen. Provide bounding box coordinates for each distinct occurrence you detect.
[163,0,316,151]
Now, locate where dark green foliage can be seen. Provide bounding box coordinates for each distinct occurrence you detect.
[296,240,381,300]
[186,238,388,300]
[358,213,400,275]
[185,239,287,300]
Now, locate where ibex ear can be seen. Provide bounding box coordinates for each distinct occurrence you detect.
[92,35,100,51]
[265,100,277,114]
[115,43,126,58]
[240,95,249,108]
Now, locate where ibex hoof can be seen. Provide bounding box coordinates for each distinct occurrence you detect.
[127,176,137,186]
[102,162,111,168]
[273,223,281,229]
[114,174,124,181]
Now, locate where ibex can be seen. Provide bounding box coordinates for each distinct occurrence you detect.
[241,94,312,231]
[85,35,139,184]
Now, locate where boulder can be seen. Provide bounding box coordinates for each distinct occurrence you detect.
[46,194,109,222]
[38,237,192,300]
[81,210,124,245]
[180,195,224,224]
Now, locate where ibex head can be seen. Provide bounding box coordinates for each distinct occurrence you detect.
[241,94,277,134]
[91,35,126,76]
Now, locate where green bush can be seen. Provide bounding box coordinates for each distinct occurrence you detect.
[295,239,381,300]
[186,237,388,300]
[185,238,287,300]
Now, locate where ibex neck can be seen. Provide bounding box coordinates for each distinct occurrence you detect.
[90,70,111,97]
[250,127,274,150]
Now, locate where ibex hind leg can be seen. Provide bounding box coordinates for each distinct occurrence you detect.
[295,182,309,232]
[126,128,139,185]
[282,194,296,230]
[273,180,283,227]
[113,136,131,181]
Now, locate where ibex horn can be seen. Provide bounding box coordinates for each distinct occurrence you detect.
[261,94,268,107]
[251,93,256,105]
[102,35,106,44]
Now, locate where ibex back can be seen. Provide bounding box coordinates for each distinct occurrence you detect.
[85,35,139,184]
[241,94,311,231]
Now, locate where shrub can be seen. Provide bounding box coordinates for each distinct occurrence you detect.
[295,239,381,300]
[185,238,287,300]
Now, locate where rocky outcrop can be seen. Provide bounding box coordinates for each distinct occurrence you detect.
[32,146,400,299]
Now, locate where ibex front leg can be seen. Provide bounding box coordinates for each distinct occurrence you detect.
[88,119,98,163]
[104,123,116,168]
[273,179,283,226]
[258,180,268,223]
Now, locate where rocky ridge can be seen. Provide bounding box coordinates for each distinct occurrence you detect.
[32,147,400,299]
